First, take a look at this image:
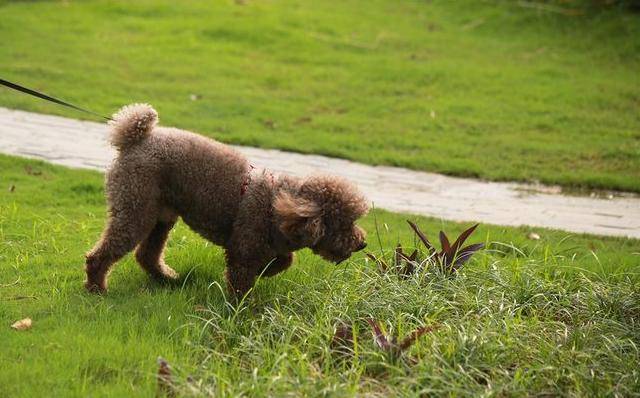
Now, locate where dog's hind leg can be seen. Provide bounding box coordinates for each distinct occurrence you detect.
[85,171,160,293]
[85,215,156,293]
[85,209,159,293]
[135,219,178,282]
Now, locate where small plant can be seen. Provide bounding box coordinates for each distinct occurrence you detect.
[366,244,418,278]
[366,221,484,277]
[366,319,437,361]
[157,357,176,397]
[407,221,484,274]
[330,320,355,360]
[394,244,418,278]
[365,252,388,273]
[329,319,437,366]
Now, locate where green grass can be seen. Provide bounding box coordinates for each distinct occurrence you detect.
[1,154,639,396]
[1,0,639,192]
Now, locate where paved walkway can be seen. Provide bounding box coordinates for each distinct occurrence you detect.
[1,106,638,238]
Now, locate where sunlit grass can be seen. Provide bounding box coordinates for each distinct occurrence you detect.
[0,0,639,191]
[0,155,638,396]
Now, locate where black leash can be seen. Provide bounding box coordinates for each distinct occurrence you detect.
[0,78,112,121]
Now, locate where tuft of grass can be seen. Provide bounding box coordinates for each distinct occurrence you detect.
[0,0,639,192]
[0,154,639,396]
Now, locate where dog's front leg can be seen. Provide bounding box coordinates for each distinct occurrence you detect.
[224,249,273,300]
[261,252,294,277]
[224,263,255,300]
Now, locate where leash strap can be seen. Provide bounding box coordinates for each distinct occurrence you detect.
[0,78,112,121]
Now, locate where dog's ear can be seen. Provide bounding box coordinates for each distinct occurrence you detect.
[273,191,324,247]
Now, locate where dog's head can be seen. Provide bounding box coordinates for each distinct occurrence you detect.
[273,175,369,264]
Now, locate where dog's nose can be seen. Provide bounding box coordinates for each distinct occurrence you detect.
[356,242,367,252]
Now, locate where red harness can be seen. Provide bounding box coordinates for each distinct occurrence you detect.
[240,164,275,196]
[240,164,255,196]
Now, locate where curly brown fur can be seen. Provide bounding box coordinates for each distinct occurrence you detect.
[84,104,369,298]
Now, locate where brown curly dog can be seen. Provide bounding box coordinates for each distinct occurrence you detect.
[84,104,369,298]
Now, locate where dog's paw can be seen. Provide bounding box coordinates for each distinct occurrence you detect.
[153,265,179,282]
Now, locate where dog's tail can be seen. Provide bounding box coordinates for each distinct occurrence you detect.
[108,103,158,150]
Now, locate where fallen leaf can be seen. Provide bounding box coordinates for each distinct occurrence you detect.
[295,116,312,125]
[11,318,32,331]
[262,119,276,129]
[24,165,42,176]
[527,232,541,240]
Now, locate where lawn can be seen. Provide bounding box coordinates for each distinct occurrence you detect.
[1,154,639,396]
[0,0,639,192]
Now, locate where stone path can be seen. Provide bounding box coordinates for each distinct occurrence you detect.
[1,106,638,238]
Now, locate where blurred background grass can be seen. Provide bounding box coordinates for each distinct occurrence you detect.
[1,154,639,396]
[0,0,638,191]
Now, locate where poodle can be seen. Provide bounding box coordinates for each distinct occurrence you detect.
[84,104,369,297]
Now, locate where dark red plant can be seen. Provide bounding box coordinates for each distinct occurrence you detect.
[407,221,484,273]
[366,252,389,273]
[157,357,176,397]
[395,244,418,278]
[366,319,437,360]
[367,222,484,277]
[366,244,417,278]
[330,320,355,359]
